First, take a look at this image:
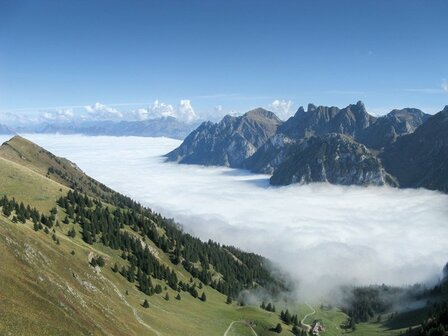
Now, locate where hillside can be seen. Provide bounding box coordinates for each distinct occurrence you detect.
[381,106,448,193]
[269,134,396,186]
[357,108,429,150]
[0,135,302,336]
[0,136,116,201]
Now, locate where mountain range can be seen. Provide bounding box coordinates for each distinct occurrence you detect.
[9,117,199,140]
[166,102,448,192]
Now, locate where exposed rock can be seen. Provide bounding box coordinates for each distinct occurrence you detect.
[381,106,448,192]
[357,108,430,149]
[278,101,375,139]
[270,134,396,186]
[165,108,282,167]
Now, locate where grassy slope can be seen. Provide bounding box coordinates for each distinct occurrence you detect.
[0,157,69,213]
[0,136,294,336]
[0,136,114,200]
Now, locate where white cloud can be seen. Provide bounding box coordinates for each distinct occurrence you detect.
[16,134,448,302]
[268,99,294,120]
[177,99,199,123]
[442,79,448,93]
[84,102,123,120]
[131,99,199,123]
[42,109,75,122]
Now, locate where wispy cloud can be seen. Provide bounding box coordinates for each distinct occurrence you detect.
[442,79,448,93]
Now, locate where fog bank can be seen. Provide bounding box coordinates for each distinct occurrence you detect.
[4,134,447,300]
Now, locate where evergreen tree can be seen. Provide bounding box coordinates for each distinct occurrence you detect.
[226,296,232,304]
[175,293,181,300]
[274,323,282,333]
[200,292,206,302]
[142,299,149,308]
[292,325,300,335]
[164,292,169,301]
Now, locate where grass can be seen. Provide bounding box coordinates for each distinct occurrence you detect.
[0,157,69,213]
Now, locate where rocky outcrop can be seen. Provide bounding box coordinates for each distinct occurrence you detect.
[165,108,282,167]
[381,106,448,192]
[270,134,396,186]
[357,108,430,149]
[278,101,376,139]
[242,134,299,174]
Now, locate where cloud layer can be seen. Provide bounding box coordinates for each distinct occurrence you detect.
[4,134,448,301]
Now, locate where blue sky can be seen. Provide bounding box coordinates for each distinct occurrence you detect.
[0,0,447,122]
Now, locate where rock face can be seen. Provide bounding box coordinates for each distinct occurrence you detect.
[165,108,282,167]
[357,108,430,149]
[381,106,448,192]
[166,100,446,192]
[270,134,395,186]
[278,101,376,139]
[242,134,299,174]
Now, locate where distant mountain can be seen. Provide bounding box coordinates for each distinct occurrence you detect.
[278,101,376,140]
[357,108,430,149]
[270,133,396,186]
[381,106,448,193]
[167,101,448,191]
[15,117,198,139]
[165,108,282,167]
[0,123,14,135]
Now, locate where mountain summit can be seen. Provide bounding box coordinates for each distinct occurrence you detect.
[165,108,282,167]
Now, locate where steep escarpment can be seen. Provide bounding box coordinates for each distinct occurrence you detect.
[357,108,430,149]
[270,134,396,186]
[165,108,282,167]
[278,101,375,140]
[381,106,448,192]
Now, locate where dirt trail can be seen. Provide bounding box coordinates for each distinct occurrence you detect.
[224,320,258,336]
[103,276,162,336]
[301,303,316,331]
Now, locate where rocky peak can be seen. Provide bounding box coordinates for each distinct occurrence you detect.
[307,103,317,112]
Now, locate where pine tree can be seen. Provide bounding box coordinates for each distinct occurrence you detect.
[142,299,149,308]
[200,292,206,302]
[292,325,300,335]
[226,295,232,304]
[164,292,169,301]
[175,293,181,300]
[274,323,282,333]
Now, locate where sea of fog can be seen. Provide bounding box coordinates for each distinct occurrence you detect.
[2,134,448,299]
